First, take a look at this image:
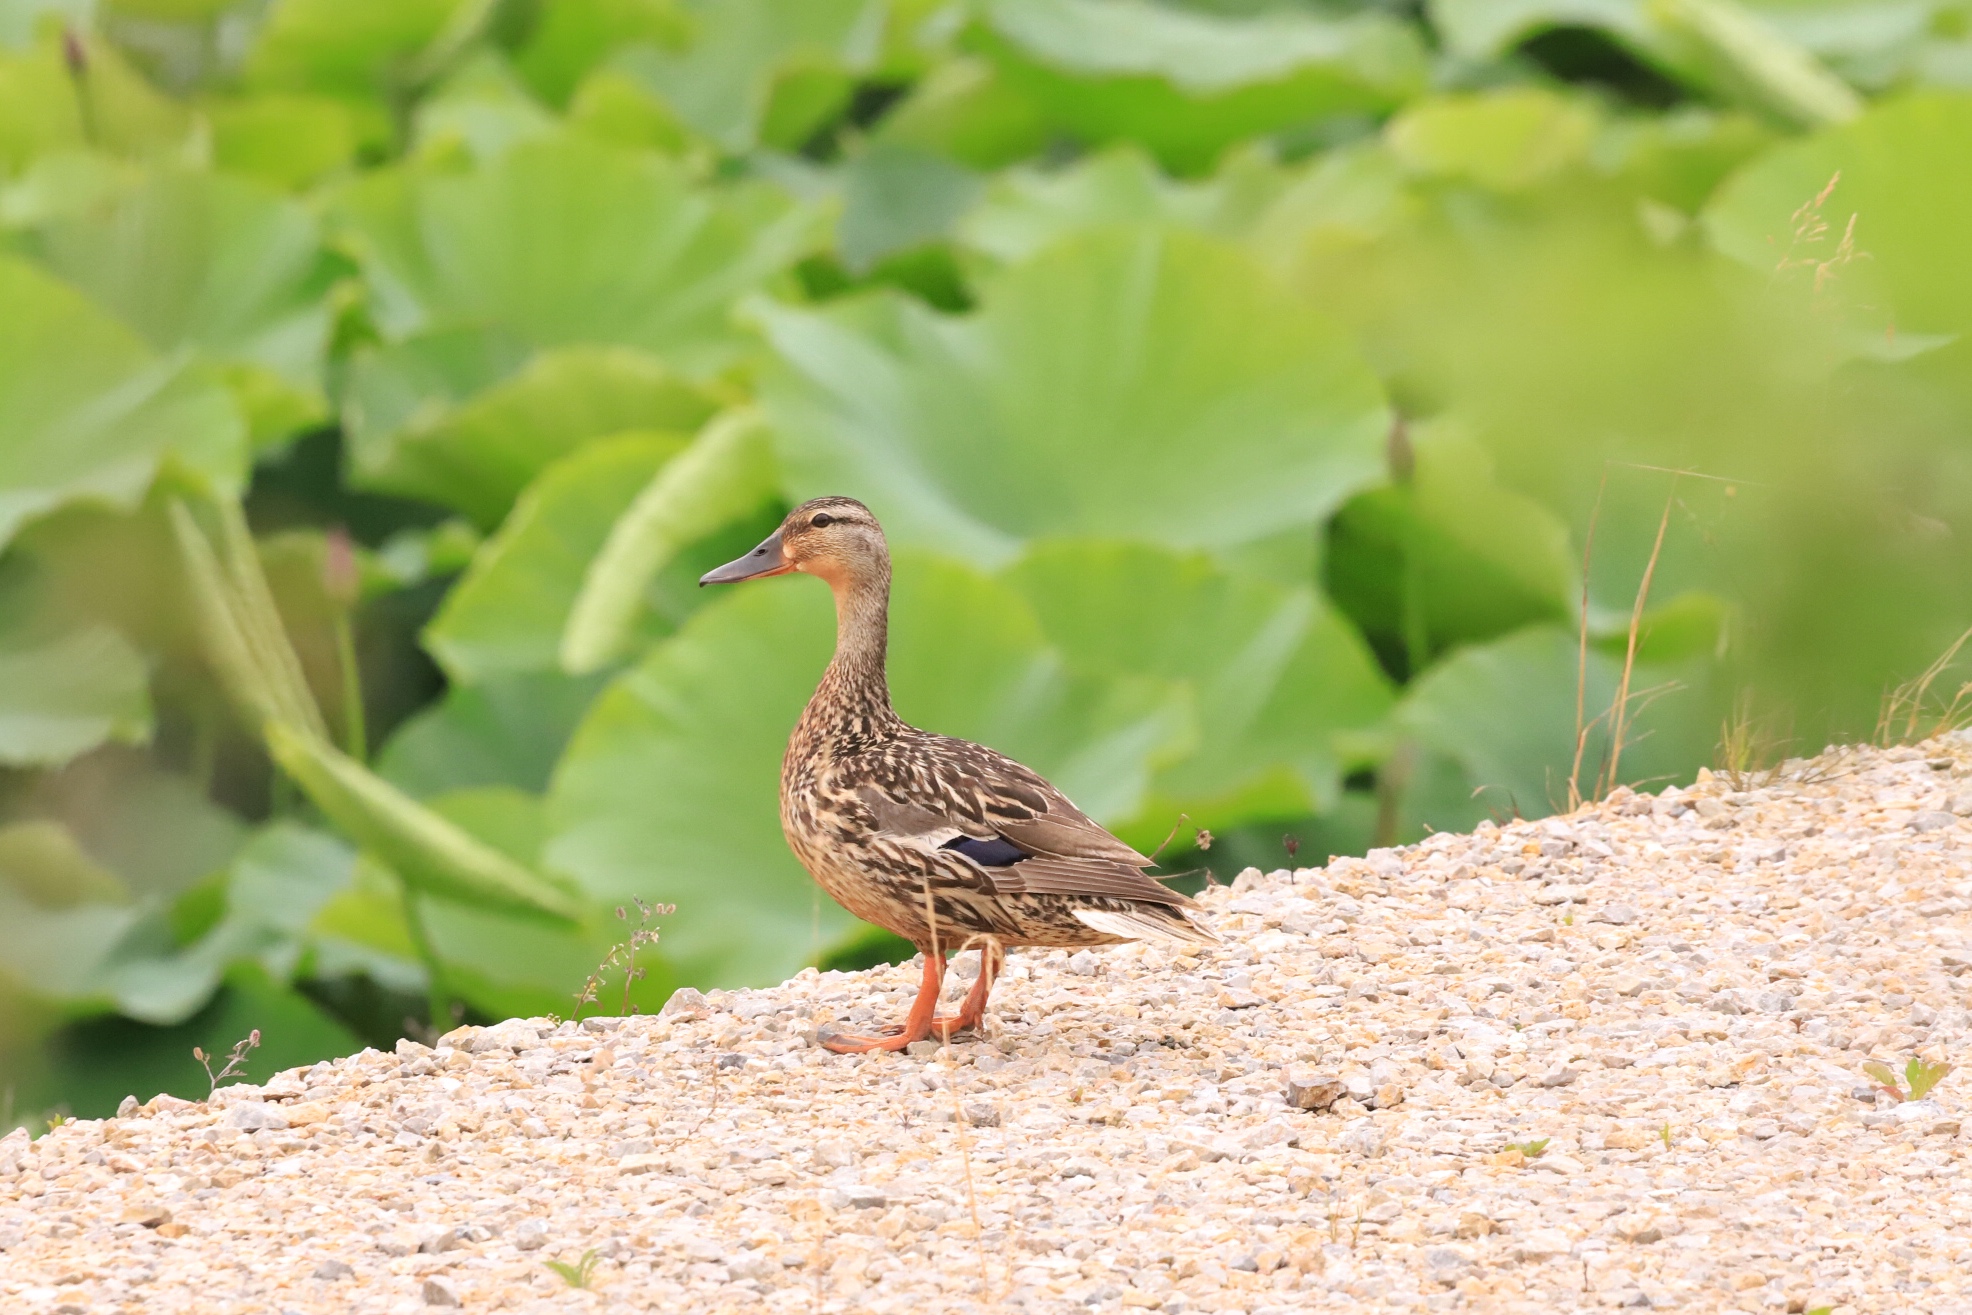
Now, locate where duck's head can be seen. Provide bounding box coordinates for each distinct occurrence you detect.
[699,496,887,590]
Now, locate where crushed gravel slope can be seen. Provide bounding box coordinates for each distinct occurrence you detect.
[4,738,1971,1314]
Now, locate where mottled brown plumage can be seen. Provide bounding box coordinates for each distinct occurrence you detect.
[700,496,1215,1052]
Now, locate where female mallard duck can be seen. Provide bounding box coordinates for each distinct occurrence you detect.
[701,496,1216,1053]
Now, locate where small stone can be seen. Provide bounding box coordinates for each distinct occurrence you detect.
[844,1187,887,1209]
[1515,1227,1573,1260]
[225,1102,289,1132]
[1910,810,1956,832]
[1533,1153,1584,1175]
[121,1201,171,1228]
[1067,951,1100,976]
[1588,904,1638,925]
[422,1276,461,1307]
[1335,1120,1386,1158]
[116,1095,139,1119]
[470,1021,546,1053]
[1534,884,1594,905]
[1283,1071,1344,1111]
[1538,1065,1579,1088]
[514,1220,549,1251]
[419,1227,466,1254]
[904,1040,941,1058]
[610,1138,655,1159]
[963,1100,1001,1127]
[660,987,710,1019]
[313,1259,354,1281]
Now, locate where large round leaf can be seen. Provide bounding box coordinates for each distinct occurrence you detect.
[1005,541,1393,832]
[245,0,463,101]
[30,169,334,400]
[546,554,1187,988]
[758,226,1390,565]
[613,0,883,151]
[330,135,820,374]
[0,257,244,552]
[1706,91,1972,353]
[970,0,1426,174]
[424,434,686,682]
[1396,624,1722,818]
[0,626,152,768]
[344,342,717,526]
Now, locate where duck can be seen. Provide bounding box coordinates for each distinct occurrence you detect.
[700,496,1217,1054]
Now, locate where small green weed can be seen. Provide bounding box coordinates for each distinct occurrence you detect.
[1863,1057,1953,1102]
[1659,1122,1672,1151]
[1506,1138,1550,1159]
[545,1248,603,1289]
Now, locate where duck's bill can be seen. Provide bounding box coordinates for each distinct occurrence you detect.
[699,528,792,585]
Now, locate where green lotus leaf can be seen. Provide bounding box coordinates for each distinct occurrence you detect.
[344,340,718,526]
[970,0,1426,173]
[206,94,360,190]
[758,226,1389,565]
[512,0,691,108]
[1004,541,1393,833]
[29,169,334,415]
[100,822,359,1026]
[425,434,688,683]
[26,751,248,903]
[330,135,821,374]
[1430,0,1861,127]
[0,31,188,170]
[0,626,151,767]
[1325,422,1576,681]
[1386,88,1599,191]
[408,53,561,166]
[836,142,983,274]
[0,257,245,552]
[1396,624,1721,818]
[0,820,129,910]
[266,722,585,923]
[613,0,883,151]
[1706,91,1972,352]
[958,144,1273,264]
[245,0,464,101]
[546,553,1188,988]
[870,56,1053,171]
[379,671,610,798]
[562,408,780,674]
[38,963,359,1119]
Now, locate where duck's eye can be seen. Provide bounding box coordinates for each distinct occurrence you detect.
[810,512,834,528]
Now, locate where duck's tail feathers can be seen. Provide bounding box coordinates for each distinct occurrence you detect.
[1072,906,1219,946]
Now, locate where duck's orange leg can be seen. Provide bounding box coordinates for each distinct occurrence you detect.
[820,948,948,1054]
[934,941,1004,1039]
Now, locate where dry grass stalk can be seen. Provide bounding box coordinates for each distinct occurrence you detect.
[1877,623,1972,746]
[1602,486,1677,797]
[1568,471,1611,810]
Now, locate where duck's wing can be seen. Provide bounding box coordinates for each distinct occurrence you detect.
[851,733,1202,913]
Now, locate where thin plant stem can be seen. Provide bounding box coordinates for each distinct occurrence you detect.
[1605,485,1677,795]
[1569,469,1610,810]
[332,610,367,762]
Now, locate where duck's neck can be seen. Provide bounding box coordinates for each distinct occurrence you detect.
[807,558,901,740]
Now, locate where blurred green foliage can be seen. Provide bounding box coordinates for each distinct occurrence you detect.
[3,0,1971,1125]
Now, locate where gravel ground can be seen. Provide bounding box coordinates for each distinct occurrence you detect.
[5,738,1972,1315]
